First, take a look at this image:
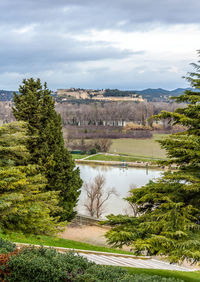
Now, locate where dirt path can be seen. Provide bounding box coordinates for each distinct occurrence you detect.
[59,225,110,247]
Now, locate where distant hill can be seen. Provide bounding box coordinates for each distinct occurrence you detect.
[170,88,191,95]
[0,90,14,101]
[0,88,193,102]
[103,88,192,101]
[0,90,56,101]
[134,88,192,101]
[136,88,169,95]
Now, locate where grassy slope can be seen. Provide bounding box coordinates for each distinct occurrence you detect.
[0,232,133,255]
[109,134,167,158]
[126,267,200,282]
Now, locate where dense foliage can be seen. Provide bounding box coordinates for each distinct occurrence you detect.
[0,242,183,282]
[104,53,200,263]
[0,239,16,254]
[13,78,82,221]
[104,89,137,97]
[0,122,61,234]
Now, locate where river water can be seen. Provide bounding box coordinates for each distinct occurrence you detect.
[76,164,162,218]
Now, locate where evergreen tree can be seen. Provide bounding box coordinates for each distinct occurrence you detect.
[0,122,62,234]
[13,78,82,221]
[104,52,200,263]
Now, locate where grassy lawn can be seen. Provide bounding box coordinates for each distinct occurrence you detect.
[126,267,200,282]
[71,134,168,161]
[109,133,167,158]
[71,154,88,160]
[86,153,164,162]
[0,231,133,255]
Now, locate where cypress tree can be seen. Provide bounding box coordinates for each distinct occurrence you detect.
[104,52,200,263]
[13,78,82,221]
[0,122,62,234]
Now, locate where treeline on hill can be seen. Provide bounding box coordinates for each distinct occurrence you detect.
[56,101,184,127]
[0,100,186,140]
[56,101,186,140]
[104,88,138,97]
[0,88,192,102]
[104,88,192,100]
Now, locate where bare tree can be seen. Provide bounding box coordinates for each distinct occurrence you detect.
[84,174,118,218]
[124,185,139,217]
[94,139,112,152]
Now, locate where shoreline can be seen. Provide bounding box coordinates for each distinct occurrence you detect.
[75,159,164,169]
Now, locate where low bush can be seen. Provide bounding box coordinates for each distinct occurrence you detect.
[7,248,91,281]
[6,246,183,282]
[0,238,184,282]
[89,148,97,154]
[0,239,16,254]
[0,240,18,281]
[75,264,183,282]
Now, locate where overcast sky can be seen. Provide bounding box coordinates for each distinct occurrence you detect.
[1,0,200,90]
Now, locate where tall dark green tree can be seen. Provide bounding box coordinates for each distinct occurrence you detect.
[0,122,62,234]
[13,78,82,221]
[103,52,200,263]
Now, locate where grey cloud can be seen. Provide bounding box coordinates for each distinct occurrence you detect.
[0,0,197,90]
[1,0,200,32]
[0,26,141,73]
[49,63,189,91]
[0,58,189,91]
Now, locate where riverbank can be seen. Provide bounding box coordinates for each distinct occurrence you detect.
[73,152,175,169]
[76,158,161,169]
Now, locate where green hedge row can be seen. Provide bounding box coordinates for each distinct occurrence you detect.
[0,239,183,282]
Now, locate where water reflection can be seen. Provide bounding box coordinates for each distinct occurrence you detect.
[76,164,162,218]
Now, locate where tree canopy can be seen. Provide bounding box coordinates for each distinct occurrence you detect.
[13,78,82,221]
[0,122,62,234]
[103,52,200,263]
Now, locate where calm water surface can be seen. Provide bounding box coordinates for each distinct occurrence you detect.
[76,164,162,218]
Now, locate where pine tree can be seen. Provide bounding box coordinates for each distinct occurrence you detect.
[0,122,62,234]
[13,78,82,221]
[104,52,200,263]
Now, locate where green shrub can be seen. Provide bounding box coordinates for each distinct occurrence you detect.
[89,148,97,154]
[0,238,16,254]
[76,265,183,282]
[75,264,132,281]
[8,247,92,281]
[0,239,17,281]
[6,246,183,282]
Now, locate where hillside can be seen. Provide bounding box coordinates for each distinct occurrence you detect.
[0,88,192,102]
[0,90,14,101]
[134,87,192,101]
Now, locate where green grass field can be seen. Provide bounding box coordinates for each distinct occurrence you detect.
[126,267,200,282]
[72,134,168,162]
[0,231,133,255]
[109,134,167,158]
[86,154,162,162]
[71,154,87,160]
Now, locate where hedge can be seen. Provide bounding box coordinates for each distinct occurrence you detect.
[0,239,183,282]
